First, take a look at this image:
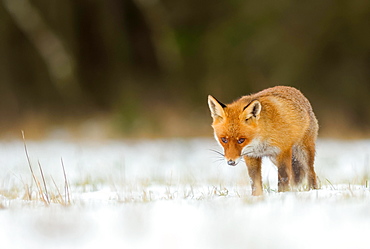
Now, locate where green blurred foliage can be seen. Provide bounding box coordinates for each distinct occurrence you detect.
[0,0,369,137]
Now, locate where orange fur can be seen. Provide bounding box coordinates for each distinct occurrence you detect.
[208,86,318,196]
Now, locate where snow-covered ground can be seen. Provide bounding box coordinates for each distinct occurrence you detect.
[0,138,370,249]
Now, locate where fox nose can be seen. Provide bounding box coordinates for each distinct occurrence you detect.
[227,160,237,166]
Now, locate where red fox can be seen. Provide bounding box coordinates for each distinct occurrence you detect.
[208,86,318,195]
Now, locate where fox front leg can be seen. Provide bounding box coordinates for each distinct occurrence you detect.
[244,156,263,196]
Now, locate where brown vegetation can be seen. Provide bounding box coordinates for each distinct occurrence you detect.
[1,0,370,138]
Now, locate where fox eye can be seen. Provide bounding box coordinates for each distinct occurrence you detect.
[221,137,228,143]
[237,138,246,144]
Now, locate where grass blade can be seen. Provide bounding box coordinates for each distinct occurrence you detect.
[61,158,71,205]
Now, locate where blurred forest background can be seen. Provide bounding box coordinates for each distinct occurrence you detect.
[0,0,370,138]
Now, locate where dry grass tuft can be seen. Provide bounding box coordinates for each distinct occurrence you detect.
[21,130,72,206]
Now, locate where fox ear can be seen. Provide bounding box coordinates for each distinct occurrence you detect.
[208,95,226,119]
[243,100,262,120]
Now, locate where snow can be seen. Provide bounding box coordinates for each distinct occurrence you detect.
[0,138,370,249]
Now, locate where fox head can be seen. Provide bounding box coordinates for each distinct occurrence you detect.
[208,95,262,166]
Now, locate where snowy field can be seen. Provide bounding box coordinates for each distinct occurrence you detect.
[0,137,370,249]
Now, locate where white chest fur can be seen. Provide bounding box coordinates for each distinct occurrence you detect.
[242,138,280,158]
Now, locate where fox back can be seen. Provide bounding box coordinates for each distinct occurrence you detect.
[208,86,318,195]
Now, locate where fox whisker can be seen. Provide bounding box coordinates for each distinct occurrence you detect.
[241,152,252,157]
[209,149,224,157]
[212,158,225,164]
[209,149,225,165]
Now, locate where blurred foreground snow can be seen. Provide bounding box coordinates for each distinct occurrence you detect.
[0,138,370,249]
